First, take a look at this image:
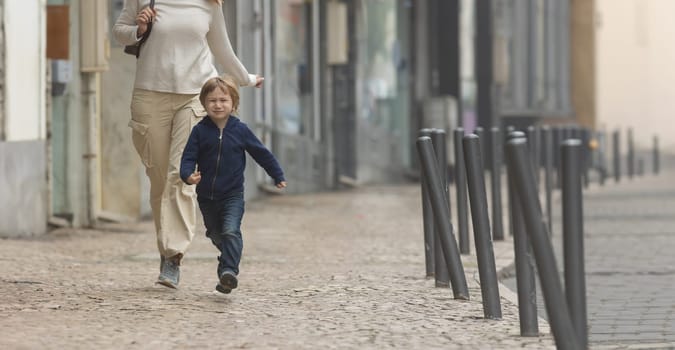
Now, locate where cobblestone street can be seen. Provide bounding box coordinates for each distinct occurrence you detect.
[1,184,555,349]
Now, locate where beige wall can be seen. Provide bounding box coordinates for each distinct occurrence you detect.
[596,0,675,153]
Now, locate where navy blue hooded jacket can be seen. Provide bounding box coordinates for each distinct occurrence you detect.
[180,116,285,200]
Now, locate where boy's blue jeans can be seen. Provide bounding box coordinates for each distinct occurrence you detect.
[197,192,245,277]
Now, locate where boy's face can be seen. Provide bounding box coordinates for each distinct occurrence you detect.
[205,87,233,122]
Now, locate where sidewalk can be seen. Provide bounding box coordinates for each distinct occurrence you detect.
[502,168,675,349]
[0,183,557,349]
[581,170,675,347]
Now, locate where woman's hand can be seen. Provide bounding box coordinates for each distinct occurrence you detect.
[255,76,265,88]
[187,171,201,185]
[136,6,157,37]
[276,181,287,189]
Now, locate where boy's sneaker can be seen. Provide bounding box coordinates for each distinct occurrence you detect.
[157,253,182,289]
[219,270,238,291]
[215,283,231,294]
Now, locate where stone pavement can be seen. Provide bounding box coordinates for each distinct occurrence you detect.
[0,183,557,349]
[579,171,675,347]
[503,168,675,349]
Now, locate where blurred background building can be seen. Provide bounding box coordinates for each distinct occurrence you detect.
[0,0,672,237]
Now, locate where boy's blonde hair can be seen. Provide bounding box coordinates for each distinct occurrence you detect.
[200,76,240,113]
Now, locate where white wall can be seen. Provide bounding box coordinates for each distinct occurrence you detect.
[596,0,675,153]
[4,0,46,141]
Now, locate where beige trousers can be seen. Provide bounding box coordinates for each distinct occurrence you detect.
[129,88,206,258]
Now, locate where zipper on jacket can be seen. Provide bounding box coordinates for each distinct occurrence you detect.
[210,128,224,200]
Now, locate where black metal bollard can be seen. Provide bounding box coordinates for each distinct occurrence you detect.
[505,129,519,237]
[419,128,435,277]
[613,130,621,183]
[581,128,591,188]
[527,126,540,186]
[490,127,504,241]
[431,130,451,287]
[534,126,542,185]
[507,131,539,336]
[597,131,607,186]
[627,128,635,179]
[507,131,526,238]
[463,134,502,319]
[542,126,554,237]
[653,135,660,175]
[563,125,573,141]
[475,126,485,170]
[508,125,517,236]
[506,138,581,350]
[454,128,470,254]
[562,140,588,349]
[416,137,470,300]
[553,127,562,189]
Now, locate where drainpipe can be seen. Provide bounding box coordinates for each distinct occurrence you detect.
[83,72,100,227]
[79,0,108,227]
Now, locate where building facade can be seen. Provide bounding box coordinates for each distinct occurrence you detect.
[100,0,418,224]
[0,0,49,237]
[1,0,599,237]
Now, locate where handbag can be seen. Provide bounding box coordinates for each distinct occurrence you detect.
[123,0,155,58]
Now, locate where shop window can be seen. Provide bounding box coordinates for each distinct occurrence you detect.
[273,0,314,136]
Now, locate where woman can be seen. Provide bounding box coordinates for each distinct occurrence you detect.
[113,0,263,289]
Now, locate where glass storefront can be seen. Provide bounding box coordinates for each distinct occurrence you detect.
[273,0,315,137]
[493,0,572,116]
[354,0,410,167]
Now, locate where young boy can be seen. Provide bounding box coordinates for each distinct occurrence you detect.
[180,76,286,294]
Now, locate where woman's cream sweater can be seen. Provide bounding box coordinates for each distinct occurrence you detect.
[113,0,256,94]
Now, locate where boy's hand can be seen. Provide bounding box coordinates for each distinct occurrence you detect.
[187,171,201,185]
[276,181,287,189]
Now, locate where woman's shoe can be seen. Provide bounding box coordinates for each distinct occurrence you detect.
[157,253,182,289]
